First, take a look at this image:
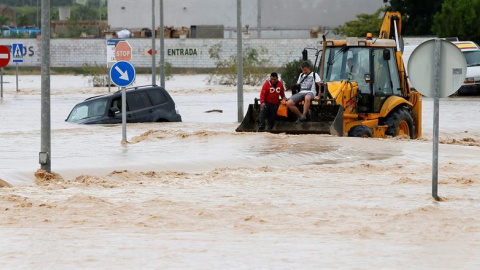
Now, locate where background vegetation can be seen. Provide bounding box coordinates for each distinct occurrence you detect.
[433,0,480,43]
[3,0,480,43]
[281,58,303,90]
[1,1,107,28]
[207,43,271,86]
[333,8,385,37]
[334,0,480,44]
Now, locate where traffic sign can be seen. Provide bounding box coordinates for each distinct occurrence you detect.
[106,39,124,64]
[0,45,11,67]
[110,61,136,87]
[114,41,132,62]
[144,47,157,56]
[12,43,24,63]
[408,39,466,97]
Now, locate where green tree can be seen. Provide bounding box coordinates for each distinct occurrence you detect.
[384,0,444,35]
[0,15,10,26]
[333,8,385,37]
[71,4,98,21]
[433,0,480,43]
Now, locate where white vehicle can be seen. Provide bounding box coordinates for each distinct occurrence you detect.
[452,41,480,95]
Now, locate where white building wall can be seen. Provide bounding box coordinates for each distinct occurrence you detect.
[0,37,430,69]
[0,38,321,68]
[108,0,386,38]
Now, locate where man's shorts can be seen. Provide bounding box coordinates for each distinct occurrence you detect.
[289,92,315,104]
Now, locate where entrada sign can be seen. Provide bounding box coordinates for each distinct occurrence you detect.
[167,47,199,56]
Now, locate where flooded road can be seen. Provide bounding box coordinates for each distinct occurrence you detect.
[1,84,479,186]
[0,92,401,185]
[1,75,480,269]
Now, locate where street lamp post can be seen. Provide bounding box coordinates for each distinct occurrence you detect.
[40,0,51,172]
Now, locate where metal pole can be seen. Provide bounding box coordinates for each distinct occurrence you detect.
[99,0,102,22]
[393,20,401,52]
[159,0,165,88]
[237,0,244,122]
[108,70,111,92]
[122,86,127,143]
[40,0,51,172]
[257,0,261,38]
[98,0,101,36]
[36,0,39,27]
[16,63,18,92]
[432,39,441,201]
[151,0,156,85]
[1,68,3,98]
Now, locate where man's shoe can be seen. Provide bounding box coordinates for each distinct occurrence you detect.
[295,115,306,124]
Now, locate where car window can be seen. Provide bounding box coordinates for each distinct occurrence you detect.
[67,98,107,122]
[463,51,480,67]
[147,89,168,105]
[139,91,152,107]
[111,97,123,111]
[127,92,152,111]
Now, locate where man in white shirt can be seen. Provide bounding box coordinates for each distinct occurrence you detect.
[286,61,321,124]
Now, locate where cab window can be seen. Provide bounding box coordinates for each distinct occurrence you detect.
[373,48,401,97]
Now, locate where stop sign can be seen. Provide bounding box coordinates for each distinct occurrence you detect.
[115,41,132,62]
[0,45,11,67]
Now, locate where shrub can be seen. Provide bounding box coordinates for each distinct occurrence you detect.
[82,62,109,87]
[281,58,303,90]
[207,43,271,86]
[156,61,173,81]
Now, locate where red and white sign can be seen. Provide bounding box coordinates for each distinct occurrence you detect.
[114,41,132,62]
[144,47,157,56]
[0,45,11,67]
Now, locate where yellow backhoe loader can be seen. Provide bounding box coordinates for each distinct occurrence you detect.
[236,12,422,138]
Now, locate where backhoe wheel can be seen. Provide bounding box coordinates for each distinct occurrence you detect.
[348,125,373,138]
[385,108,414,139]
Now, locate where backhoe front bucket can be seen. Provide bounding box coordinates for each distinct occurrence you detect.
[236,101,344,136]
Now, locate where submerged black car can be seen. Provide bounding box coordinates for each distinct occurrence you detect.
[66,85,182,124]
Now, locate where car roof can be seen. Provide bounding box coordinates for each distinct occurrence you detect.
[83,85,164,102]
[452,41,480,51]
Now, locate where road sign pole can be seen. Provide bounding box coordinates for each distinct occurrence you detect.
[432,39,441,201]
[151,0,156,85]
[1,67,3,98]
[107,62,111,93]
[110,61,135,144]
[122,86,127,143]
[159,0,165,88]
[237,0,244,123]
[408,40,466,201]
[16,63,18,92]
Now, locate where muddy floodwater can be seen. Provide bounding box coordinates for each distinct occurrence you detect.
[1,75,480,269]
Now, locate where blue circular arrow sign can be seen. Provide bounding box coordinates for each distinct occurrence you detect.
[110,61,136,87]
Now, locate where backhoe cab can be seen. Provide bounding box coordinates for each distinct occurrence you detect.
[236,12,422,139]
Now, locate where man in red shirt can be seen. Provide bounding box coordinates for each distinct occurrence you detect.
[259,72,286,131]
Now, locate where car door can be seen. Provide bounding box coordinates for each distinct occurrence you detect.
[105,96,123,124]
[126,91,156,122]
[146,88,180,121]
